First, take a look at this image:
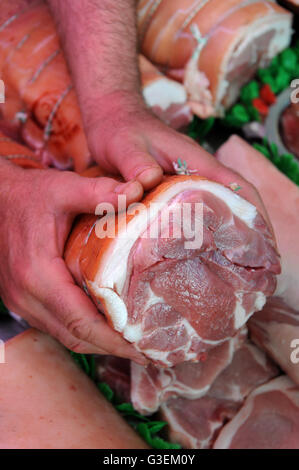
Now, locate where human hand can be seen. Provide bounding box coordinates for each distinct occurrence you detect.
[0,160,147,364]
[87,91,272,228]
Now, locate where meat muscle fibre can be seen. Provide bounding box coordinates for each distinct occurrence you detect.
[216,135,299,383]
[65,174,280,367]
[213,376,299,449]
[130,328,247,415]
[137,0,293,117]
[160,339,279,449]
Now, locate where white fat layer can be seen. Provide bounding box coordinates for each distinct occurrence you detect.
[234,291,266,329]
[214,375,295,449]
[143,78,187,110]
[161,404,199,449]
[216,15,292,109]
[96,179,258,297]
[88,283,127,332]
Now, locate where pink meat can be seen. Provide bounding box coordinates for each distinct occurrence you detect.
[281,102,299,158]
[123,188,280,366]
[217,136,299,385]
[249,297,299,386]
[130,329,246,415]
[214,376,299,449]
[161,340,278,449]
[96,356,131,403]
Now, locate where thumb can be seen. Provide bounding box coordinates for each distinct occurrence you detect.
[51,171,144,214]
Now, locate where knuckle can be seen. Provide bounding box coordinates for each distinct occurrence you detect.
[65,316,93,343]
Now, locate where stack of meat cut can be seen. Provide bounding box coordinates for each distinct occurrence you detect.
[0,0,293,172]
[137,0,293,117]
[94,137,299,449]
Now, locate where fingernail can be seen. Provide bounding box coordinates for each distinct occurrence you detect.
[136,167,163,190]
[114,180,143,201]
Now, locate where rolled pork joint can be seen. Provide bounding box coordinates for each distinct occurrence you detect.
[139,55,193,129]
[137,0,293,117]
[216,135,299,383]
[0,131,44,169]
[0,329,147,449]
[213,376,299,449]
[65,174,280,367]
[159,338,279,449]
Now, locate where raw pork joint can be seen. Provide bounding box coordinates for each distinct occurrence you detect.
[0,0,192,172]
[138,0,293,117]
[130,328,247,415]
[160,339,279,449]
[217,135,299,383]
[0,131,44,169]
[65,175,280,366]
[213,376,299,449]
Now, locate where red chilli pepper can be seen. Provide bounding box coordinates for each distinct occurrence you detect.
[252,98,269,116]
[260,84,277,105]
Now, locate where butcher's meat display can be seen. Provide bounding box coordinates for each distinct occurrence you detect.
[130,329,246,414]
[0,329,147,449]
[137,0,292,117]
[281,101,299,158]
[249,297,299,386]
[214,376,299,449]
[65,174,280,366]
[0,0,293,171]
[160,340,279,449]
[217,135,299,387]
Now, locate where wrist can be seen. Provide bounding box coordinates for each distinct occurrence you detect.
[84,90,148,141]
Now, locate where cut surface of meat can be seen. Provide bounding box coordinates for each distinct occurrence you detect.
[65,175,280,366]
[131,329,246,414]
[249,296,299,386]
[281,101,299,158]
[160,339,278,449]
[214,376,299,449]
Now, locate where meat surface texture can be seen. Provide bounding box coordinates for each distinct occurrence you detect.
[65,175,280,366]
[216,135,299,383]
[130,329,246,414]
[160,339,278,449]
[281,102,299,158]
[249,297,299,386]
[137,0,292,117]
[213,376,299,449]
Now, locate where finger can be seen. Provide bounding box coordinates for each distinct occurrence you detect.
[6,295,108,355]
[104,133,163,190]
[154,131,271,223]
[37,258,148,365]
[49,171,144,214]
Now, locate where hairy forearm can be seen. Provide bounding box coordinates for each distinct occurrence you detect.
[48,0,142,127]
